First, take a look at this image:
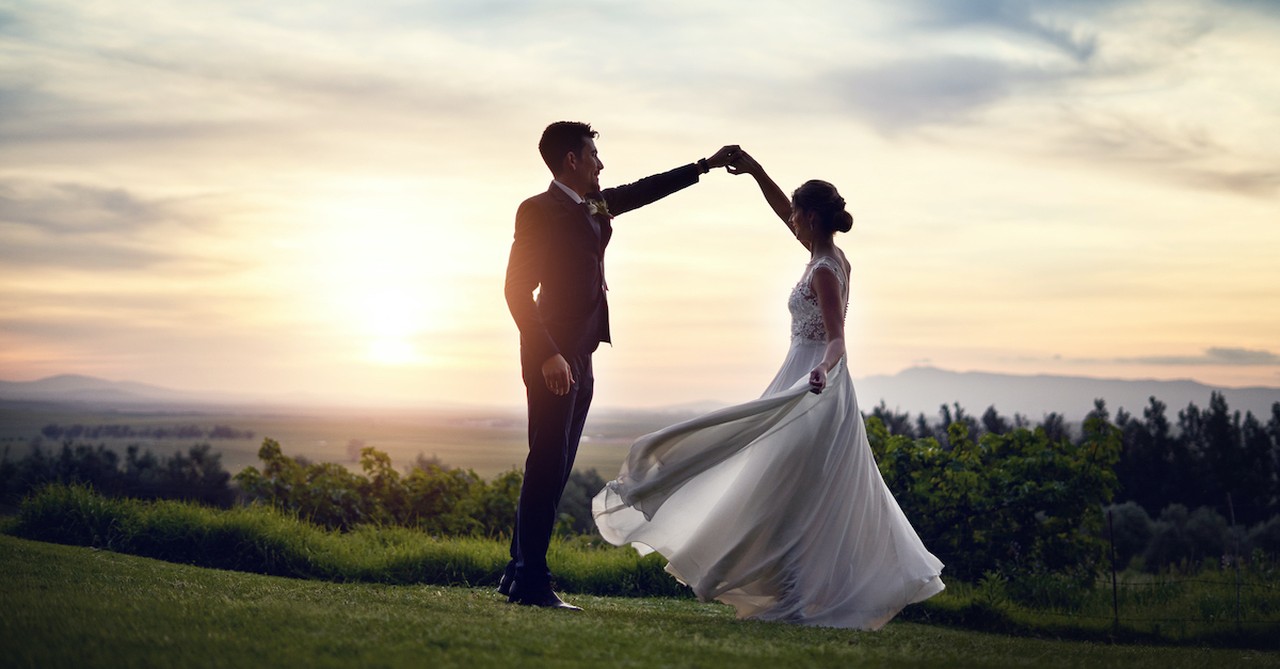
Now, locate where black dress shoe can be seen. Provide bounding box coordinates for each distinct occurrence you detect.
[508,588,582,611]
[497,573,514,597]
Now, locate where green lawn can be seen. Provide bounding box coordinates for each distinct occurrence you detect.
[1,535,1269,669]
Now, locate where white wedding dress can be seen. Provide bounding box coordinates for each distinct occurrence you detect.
[592,256,944,630]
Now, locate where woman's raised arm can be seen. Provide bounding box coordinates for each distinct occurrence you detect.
[727,150,792,230]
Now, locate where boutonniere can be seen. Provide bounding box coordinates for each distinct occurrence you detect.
[585,198,612,220]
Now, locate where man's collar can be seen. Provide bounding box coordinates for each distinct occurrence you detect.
[551,179,585,204]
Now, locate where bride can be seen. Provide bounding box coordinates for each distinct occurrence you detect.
[592,150,945,630]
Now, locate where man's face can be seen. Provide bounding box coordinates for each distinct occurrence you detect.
[572,138,603,193]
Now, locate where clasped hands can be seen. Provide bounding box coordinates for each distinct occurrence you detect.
[703,145,741,171]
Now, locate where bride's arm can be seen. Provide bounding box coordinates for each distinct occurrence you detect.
[727,151,792,229]
[808,267,847,394]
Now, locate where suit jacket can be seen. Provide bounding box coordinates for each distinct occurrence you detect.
[505,163,702,367]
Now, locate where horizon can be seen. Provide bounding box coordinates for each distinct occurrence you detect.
[4,365,1279,420]
[2,2,1278,409]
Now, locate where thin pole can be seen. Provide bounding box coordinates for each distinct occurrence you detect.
[1228,494,1241,629]
[1107,508,1119,629]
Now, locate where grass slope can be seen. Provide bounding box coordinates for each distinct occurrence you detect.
[1,535,1268,669]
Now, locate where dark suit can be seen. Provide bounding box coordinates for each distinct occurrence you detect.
[503,163,702,593]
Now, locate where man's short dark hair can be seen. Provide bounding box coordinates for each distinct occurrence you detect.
[539,121,598,172]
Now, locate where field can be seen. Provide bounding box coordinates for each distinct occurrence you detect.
[0,401,694,477]
[2,534,1270,669]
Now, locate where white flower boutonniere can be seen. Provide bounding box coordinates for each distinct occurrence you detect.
[585,198,612,220]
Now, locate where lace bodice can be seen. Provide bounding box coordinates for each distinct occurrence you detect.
[788,256,848,342]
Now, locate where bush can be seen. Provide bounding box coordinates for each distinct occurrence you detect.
[1250,517,1280,556]
[0,442,232,509]
[1144,504,1193,571]
[1105,502,1153,568]
[1185,506,1229,562]
[866,410,1120,582]
[234,439,521,535]
[557,468,607,536]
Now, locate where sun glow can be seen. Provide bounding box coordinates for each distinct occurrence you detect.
[358,287,431,365]
[299,187,462,367]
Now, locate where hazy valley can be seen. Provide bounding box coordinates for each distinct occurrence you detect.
[3,369,1278,478]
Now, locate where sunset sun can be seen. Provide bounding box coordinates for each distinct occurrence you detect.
[361,288,428,365]
[298,189,459,367]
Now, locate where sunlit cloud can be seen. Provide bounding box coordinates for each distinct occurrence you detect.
[1113,347,1280,366]
[909,0,1102,62]
[0,0,1277,407]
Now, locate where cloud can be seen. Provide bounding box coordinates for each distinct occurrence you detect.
[0,3,508,160]
[1220,0,1280,17]
[830,56,1073,133]
[1052,110,1280,196]
[0,179,242,272]
[0,181,165,234]
[1115,347,1280,366]
[828,1,1114,133]
[910,0,1101,62]
[0,237,172,271]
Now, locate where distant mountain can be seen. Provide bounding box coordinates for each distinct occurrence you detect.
[855,367,1280,422]
[0,374,236,408]
[3,369,1278,421]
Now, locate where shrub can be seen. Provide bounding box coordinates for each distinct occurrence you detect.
[1144,504,1193,571]
[866,409,1120,582]
[0,442,232,509]
[1185,506,1229,562]
[1250,516,1280,556]
[235,439,520,535]
[557,468,607,536]
[1105,501,1153,568]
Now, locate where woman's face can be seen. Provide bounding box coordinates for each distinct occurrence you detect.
[788,205,814,244]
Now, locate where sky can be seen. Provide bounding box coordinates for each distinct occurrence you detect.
[1,0,1278,410]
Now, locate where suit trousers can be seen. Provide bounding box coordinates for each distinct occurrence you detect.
[507,351,595,591]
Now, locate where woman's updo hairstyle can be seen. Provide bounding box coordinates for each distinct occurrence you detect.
[792,180,853,234]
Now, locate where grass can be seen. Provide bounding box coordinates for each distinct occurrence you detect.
[898,574,1280,649]
[6,484,688,596]
[2,534,1272,669]
[8,484,1279,651]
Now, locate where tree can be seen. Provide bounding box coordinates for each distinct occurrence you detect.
[1239,411,1276,525]
[1041,412,1068,444]
[1199,392,1242,511]
[869,401,914,437]
[1115,397,1173,514]
[981,405,1011,436]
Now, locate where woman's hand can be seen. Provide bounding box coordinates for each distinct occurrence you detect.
[808,364,828,394]
[726,150,762,177]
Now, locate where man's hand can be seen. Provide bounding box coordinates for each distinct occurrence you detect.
[704,145,741,170]
[542,354,574,396]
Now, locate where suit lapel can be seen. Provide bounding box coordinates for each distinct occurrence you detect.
[547,184,601,244]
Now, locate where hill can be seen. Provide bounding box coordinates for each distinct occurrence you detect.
[2,369,1277,422]
[854,367,1280,422]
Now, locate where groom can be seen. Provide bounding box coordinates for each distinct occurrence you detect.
[502,121,738,609]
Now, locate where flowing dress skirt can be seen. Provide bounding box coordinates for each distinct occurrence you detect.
[592,340,944,629]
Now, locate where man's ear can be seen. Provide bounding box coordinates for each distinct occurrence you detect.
[562,150,579,173]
